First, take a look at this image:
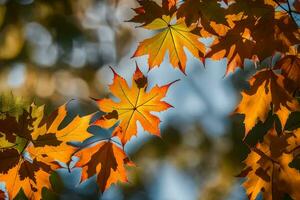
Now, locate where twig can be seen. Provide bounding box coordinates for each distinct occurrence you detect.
[273,0,298,25]
[286,0,298,24]
[273,0,289,12]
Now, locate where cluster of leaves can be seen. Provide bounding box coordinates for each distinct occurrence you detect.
[0,100,93,199]
[0,65,175,199]
[128,0,300,199]
[234,59,300,199]
[2,0,300,199]
[130,0,300,74]
[75,66,176,192]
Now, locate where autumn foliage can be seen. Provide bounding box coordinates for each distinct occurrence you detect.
[1,0,300,199]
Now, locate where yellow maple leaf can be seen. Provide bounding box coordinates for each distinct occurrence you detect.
[133,15,205,73]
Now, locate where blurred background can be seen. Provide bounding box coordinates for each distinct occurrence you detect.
[0,0,260,199]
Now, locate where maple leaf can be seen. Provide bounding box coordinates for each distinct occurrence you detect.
[0,190,5,200]
[94,65,176,145]
[294,0,300,12]
[132,14,205,73]
[206,19,257,75]
[257,13,300,72]
[0,149,53,200]
[28,103,93,164]
[74,141,134,192]
[129,0,176,26]
[235,69,300,136]
[205,0,274,74]
[0,103,92,199]
[206,1,300,74]
[176,0,228,26]
[239,127,300,200]
[275,47,300,91]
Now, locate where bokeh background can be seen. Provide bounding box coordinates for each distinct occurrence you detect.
[0,0,261,199]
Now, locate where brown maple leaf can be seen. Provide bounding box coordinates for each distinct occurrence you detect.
[294,0,300,12]
[0,190,5,200]
[128,0,176,26]
[74,141,134,192]
[177,0,228,26]
[206,18,257,74]
[275,47,300,91]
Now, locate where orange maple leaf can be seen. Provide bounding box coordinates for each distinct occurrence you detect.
[74,141,134,192]
[235,69,300,136]
[94,65,176,145]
